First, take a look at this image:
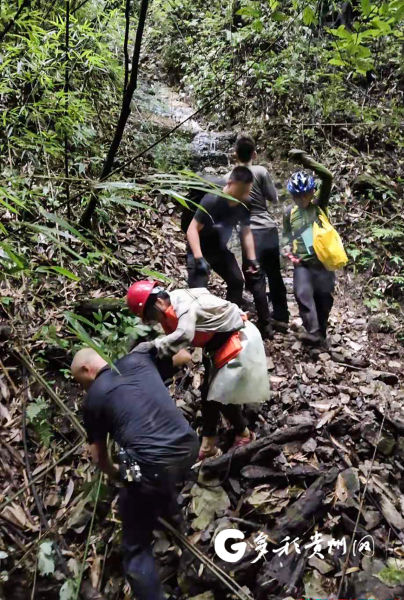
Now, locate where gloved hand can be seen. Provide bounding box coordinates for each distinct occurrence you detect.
[194,257,210,274]
[288,148,306,162]
[244,258,260,274]
[131,340,155,354]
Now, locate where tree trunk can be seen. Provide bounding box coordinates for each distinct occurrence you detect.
[80,0,149,227]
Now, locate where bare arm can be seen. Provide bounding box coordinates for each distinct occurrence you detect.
[186,218,204,259]
[89,440,119,480]
[240,226,256,261]
[172,349,192,367]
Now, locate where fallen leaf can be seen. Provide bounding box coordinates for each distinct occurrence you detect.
[190,478,230,531]
[62,479,75,507]
[38,541,55,576]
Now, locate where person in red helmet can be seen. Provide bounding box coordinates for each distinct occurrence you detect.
[127,281,270,460]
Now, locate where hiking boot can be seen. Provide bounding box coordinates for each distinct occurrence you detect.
[258,322,274,340]
[299,331,324,347]
[270,318,289,333]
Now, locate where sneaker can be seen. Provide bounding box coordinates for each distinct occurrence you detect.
[231,431,256,450]
[197,446,223,462]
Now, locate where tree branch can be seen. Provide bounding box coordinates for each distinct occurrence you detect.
[123,0,131,92]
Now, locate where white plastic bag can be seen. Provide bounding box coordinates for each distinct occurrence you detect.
[207,321,270,406]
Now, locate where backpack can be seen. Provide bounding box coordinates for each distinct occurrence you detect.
[288,205,348,270]
[180,174,225,234]
[312,208,348,271]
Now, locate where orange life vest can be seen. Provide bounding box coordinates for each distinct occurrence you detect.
[161,305,245,369]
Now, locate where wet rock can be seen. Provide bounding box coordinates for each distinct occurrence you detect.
[350,570,404,600]
[190,131,236,169]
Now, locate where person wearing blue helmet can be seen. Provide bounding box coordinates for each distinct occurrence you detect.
[282,149,335,347]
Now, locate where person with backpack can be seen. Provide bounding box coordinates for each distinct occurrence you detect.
[225,134,290,332]
[282,149,336,347]
[184,166,273,340]
[126,282,270,461]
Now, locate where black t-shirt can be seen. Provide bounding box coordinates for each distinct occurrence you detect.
[194,193,250,251]
[83,352,197,467]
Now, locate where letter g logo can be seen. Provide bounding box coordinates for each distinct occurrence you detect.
[214,529,247,563]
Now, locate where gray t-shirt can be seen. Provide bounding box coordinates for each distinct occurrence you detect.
[225,165,277,229]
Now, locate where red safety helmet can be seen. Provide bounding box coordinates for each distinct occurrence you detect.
[126,280,159,318]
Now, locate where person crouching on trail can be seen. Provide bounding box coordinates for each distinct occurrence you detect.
[282,149,335,347]
[71,347,198,600]
[127,282,270,461]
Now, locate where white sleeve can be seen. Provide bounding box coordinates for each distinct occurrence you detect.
[154,305,197,357]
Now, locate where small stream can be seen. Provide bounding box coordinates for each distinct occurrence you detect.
[132,80,237,170]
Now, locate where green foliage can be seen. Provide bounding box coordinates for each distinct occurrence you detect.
[147,0,402,140]
[65,309,151,360]
[26,397,53,447]
[327,1,403,75]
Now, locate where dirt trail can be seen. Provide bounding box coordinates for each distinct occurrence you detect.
[1,81,403,600]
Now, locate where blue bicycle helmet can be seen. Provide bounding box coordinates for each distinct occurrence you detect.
[287,171,315,195]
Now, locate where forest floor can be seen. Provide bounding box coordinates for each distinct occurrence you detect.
[1,81,403,600]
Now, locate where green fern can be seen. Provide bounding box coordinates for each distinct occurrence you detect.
[371,227,404,240]
[26,398,53,447]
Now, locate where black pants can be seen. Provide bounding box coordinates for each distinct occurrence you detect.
[187,245,270,327]
[120,447,198,600]
[293,263,335,338]
[252,228,289,323]
[200,355,247,437]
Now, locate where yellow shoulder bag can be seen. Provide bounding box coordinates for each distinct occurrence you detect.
[313,208,348,271]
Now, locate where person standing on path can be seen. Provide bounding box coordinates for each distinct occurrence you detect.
[71,347,198,600]
[186,165,273,339]
[126,282,270,461]
[225,134,290,331]
[282,149,335,347]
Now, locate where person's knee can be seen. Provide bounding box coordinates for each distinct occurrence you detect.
[228,272,244,292]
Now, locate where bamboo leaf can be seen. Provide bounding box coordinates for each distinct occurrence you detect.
[36,266,81,281]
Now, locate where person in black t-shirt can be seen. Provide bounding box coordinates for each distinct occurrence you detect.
[71,347,198,600]
[186,165,273,339]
